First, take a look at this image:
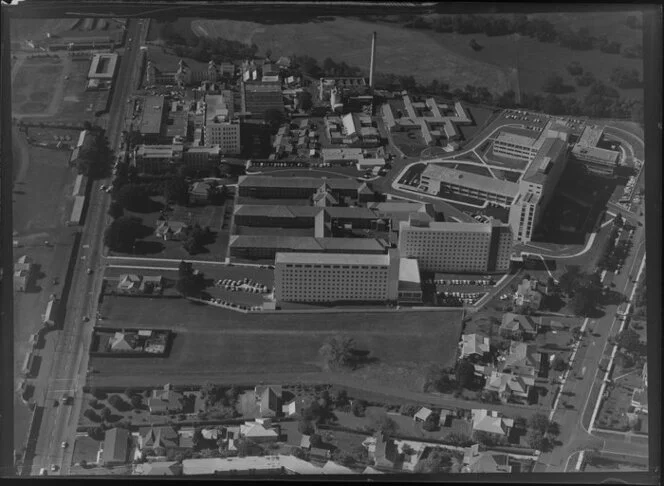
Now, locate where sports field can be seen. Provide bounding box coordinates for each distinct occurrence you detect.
[12,57,66,115]
[90,297,463,386]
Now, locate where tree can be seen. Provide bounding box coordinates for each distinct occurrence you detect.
[472,430,497,446]
[542,74,567,94]
[303,401,332,424]
[526,429,546,450]
[108,394,125,410]
[575,71,596,87]
[192,428,204,451]
[164,175,190,205]
[298,419,315,435]
[100,406,112,422]
[104,215,144,253]
[200,382,223,407]
[455,359,476,390]
[333,389,349,408]
[183,224,212,255]
[368,413,399,436]
[319,335,356,370]
[108,201,123,219]
[309,433,323,449]
[609,67,641,89]
[351,399,367,417]
[87,426,105,440]
[291,447,306,459]
[444,432,473,447]
[176,262,206,297]
[422,415,439,432]
[84,409,101,422]
[130,395,143,410]
[115,184,150,211]
[414,448,454,473]
[528,412,549,434]
[566,62,584,76]
[617,327,644,355]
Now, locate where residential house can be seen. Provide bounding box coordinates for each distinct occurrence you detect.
[108,332,139,352]
[459,334,491,360]
[101,428,130,465]
[139,275,164,294]
[189,181,213,205]
[500,313,539,340]
[471,409,514,438]
[513,279,542,312]
[138,426,179,452]
[134,461,183,476]
[461,444,512,473]
[282,396,314,417]
[155,221,190,241]
[367,433,400,471]
[178,428,195,449]
[117,274,142,292]
[148,384,184,415]
[310,447,331,462]
[14,255,34,292]
[254,385,283,417]
[414,407,433,423]
[483,371,534,402]
[502,341,543,378]
[239,418,280,443]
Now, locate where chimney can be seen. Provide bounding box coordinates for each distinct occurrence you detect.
[369,31,377,88]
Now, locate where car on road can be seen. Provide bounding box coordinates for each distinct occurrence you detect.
[39,468,48,476]
[61,395,72,405]
[87,268,93,274]
[61,442,68,449]
[50,465,58,472]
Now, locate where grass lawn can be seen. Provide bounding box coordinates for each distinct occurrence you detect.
[90,297,463,387]
[595,367,641,432]
[59,58,97,120]
[12,57,64,115]
[24,127,80,145]
[71,436,102,466]
[391,131,428,157]
[458,105,498,141]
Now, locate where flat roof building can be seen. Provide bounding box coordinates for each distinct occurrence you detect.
[204,92,241,154]
[398,217,513,273]
[88,53,119,80]
[419,164,519,206]
[274,250,400,304]
[241,82,284,118]
[229,235,387,260]
[571,125,620,175]
[134,143,184,174]
[237,175,374,202]
[138,95,166,139]
[398,258,422,303]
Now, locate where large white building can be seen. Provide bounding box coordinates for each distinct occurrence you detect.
[571,125,620,175]
[397,217,513,273]
[508,135,569,243]
[204,92,241,154]
[274,250,400,303]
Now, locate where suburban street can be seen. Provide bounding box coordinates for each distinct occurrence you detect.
[26,19,147,476]
[534,215,647,472]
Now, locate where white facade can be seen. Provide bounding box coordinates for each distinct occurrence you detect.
[274,251,399,303]
[204,92,240,154]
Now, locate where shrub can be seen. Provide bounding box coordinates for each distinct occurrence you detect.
[84,409,101,423]
[351,399,367,417]
[108,394,126,411]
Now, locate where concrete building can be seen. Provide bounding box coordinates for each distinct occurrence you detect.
[204,92,241,154]
[138,95,166,143]
[237,175,375,202]
[88,53,119,80]
[134,143,184,173]
[382,96,472,145]
[325,113,381,147]
[398,257,422,303]
[419,164,519,206]
[508,136,569,243]
[397,216,513,273]
[229,235,388,260]
[571,125,620,175]
[274,250,400,303]
[183,145,222,170]
[241,82,284,118]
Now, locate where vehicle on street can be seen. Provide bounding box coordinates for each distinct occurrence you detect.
[87,268,93,274]
[51,465,58,472]
[39,469,47,476]
[61,442,68,449]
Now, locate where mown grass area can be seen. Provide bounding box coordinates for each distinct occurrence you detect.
[12,57,64,114]
[90,297,463,387]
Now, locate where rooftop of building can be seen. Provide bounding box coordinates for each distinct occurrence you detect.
[244,83,283,93]
[521,137,569,185]
[230,235,386,253]
[205,92,234,124]
[139,95,165,135]
[398,258,421,290]
[577,125,604,147]
[571,144,620,164]
[421,164,519,198]
[238,175,361,191]
[275,252,390,266]
[399,218,492,233]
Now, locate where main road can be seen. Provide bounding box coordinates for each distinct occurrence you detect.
[534,217,648,473]
[27,19,148,476]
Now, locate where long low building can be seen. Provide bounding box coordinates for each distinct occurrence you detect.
[274,250,400,304]
[237,175,375,202]
[88,53,119,80]
[419,164,519,206]
[229,235,388,260]
[570,125,620,175]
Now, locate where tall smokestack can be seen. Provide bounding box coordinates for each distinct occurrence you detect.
[369,31,376,89]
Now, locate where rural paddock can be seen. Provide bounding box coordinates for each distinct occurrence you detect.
[90,297,463,387]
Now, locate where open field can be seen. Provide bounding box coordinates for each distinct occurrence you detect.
[90,297,463,386]
[150,17,511,93]
[12,57,65,115]
[10,19,80,43]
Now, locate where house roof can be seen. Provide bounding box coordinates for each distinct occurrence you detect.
[500,313,537,334]
[300,435,311,448]
[140,426,179,449]
[275,252,391,267]
[109,332,136,351]
[240,421,279,439]
[238,175,361,192]
[258,385,282,415]
[471,409,514,435]
[485,371,534,395]
[229,235,386,253]
[102,428,129,464]
[468,452,512,473]
[414,407,433,421]
[504,341,541,373]
[234,204,322,219]
[461,333,490,357]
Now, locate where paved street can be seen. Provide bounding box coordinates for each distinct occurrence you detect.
[25,19,147,476]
